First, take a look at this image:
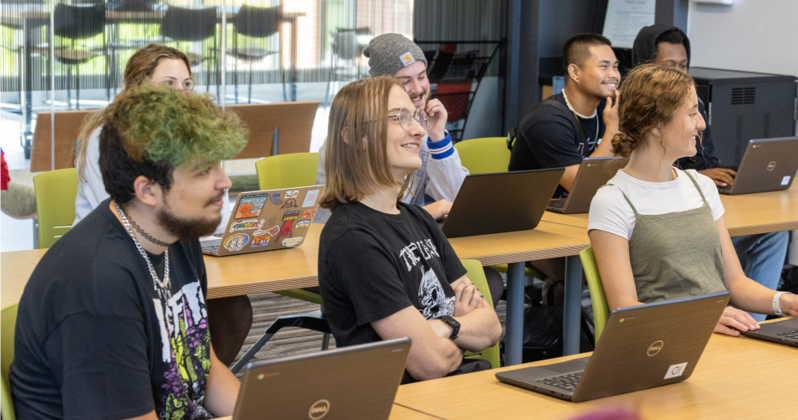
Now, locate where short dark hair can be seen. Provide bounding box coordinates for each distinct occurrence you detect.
[656,29,687,49]
[563,33,612,71]
[100,84,247,204]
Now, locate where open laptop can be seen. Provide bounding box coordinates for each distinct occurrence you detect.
[742,317,798,348]
[547,157,629,214]
[496,291,730,402]
[201,185,323,256]
[440,168,565,238]
[718,137,798,195]
[232,338,411,420]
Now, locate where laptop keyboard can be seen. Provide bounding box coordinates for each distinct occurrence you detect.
[717,184,732,194]
[538,372,582,391]
[778,329,798,340]
[548,199,565,209]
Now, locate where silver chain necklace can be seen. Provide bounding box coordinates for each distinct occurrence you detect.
[115,203,171,297]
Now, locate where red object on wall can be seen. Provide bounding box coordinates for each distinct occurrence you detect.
[1,149,9,191]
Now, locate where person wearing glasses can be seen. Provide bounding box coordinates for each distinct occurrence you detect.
[318,76,501,383]
[315,33,469,223]
[72,44,251,368]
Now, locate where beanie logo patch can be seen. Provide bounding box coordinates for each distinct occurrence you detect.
[399,52,416,67]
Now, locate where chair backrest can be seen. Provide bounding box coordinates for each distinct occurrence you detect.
[453,137,511,175]
[33,168,78,249]
[235,5,280,38]
[54,3,105,40]
[2,304,19,420]
[460,259,500,369]
[255,153,319,190]
[580,247,610,344]
[30,110,92,172]
[161,6,216,41]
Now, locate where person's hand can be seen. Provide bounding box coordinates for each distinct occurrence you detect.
[423,199,452,221]
[699,168,736,187]
[425,98,448,142]
[714,307,760,337]
[602,91,620,132]
[453,281,483,317]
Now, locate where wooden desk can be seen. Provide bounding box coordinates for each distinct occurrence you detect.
[393,332,798,419]
[541,182,798,237]
[215,403,438,419]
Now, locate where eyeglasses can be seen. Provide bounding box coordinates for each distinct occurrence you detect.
[371,107,428,131]
[162,78,196,92]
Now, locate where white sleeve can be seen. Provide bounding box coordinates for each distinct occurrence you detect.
[689,170,725,221]
[423,133,469,202]
[74,128,109,225]
[587,185,635,241]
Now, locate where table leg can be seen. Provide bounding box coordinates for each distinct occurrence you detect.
[504,261,525,366]
[23,18,34,145]
[290,17,298,102]
[562,255,583,355]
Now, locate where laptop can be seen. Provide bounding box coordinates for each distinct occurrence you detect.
[496,291,730,402]
[718,137,798,195]
[440,168,565,238]
[232,338,411,420]
[742,317,798,348]
[201,185,323,256]
[547,157,629,214]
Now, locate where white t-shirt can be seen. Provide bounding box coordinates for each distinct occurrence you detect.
[588,168,725,241]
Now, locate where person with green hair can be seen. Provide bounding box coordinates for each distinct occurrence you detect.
[11,84,247,420]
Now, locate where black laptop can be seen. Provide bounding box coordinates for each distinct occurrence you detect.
[440,168,565,238]
[742,317,798,348]
[496,291,730,402]
[718,137,798,195]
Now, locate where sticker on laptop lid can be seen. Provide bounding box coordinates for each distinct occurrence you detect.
[782,176,791,186]
[281,198,297,209]
[265,225,280,237]
[235,194,267,219]
[663,362,688,380]
[282,237,303,248]
[276,220,293,242]
[399,52,416,67]
[301,209,317,220]
[282,210,300,221]
[251,233,271,248]
[295,220,310,230]
[302,189,320,207]
[223,233,249,252]
[285,190,299,199]
[269,193,283,206]
[230,219,264,232]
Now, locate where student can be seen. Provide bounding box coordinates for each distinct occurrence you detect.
[317,76,502,383]
[315,33,469,222]
[508,33,620,302]
[509,33,620,197]
[632,24,790,321]
[11,85,246,419]
[588,64,798,336]
[71,44,251,364]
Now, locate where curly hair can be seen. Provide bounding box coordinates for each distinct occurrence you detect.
[611,64,697,158]
[99,83,247,203]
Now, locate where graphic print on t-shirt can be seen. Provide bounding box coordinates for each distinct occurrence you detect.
[399,239,454,320]
[152,282,213,420]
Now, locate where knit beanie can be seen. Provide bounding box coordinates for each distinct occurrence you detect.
[363,33,428,77]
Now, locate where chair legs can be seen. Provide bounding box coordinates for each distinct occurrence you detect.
[229,310,331,374]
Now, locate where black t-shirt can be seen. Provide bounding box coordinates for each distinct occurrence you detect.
[508,93,606,197]
[318,202,468,382]
[11,199,214,420]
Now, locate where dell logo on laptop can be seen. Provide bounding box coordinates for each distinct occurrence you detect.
[647,340,664,357]
[308,399,330,419]
[767,161,777,171]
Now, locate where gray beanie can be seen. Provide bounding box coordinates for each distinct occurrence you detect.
[363,33,428,77]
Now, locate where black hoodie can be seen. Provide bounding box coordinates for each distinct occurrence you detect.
[631,24,721,170]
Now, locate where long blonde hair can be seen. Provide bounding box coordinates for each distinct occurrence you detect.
[75,44,191,181]
[319,76,411,211]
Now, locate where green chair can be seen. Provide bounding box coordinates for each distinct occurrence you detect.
[2,304,19,420]
[460,259,501,369]
[579,247,609,344]
[33,168,78,249]
[454,138,544,281]
[231,153,328,373]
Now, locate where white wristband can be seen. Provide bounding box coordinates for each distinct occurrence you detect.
[773,291,792,317]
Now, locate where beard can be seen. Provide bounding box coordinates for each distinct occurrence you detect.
[157,193,223,240]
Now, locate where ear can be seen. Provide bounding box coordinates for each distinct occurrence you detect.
[133,175,160,208]
[567,63,580,83]
[341,127,349,144]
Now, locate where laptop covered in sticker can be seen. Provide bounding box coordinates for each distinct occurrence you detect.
[201,185,323,256]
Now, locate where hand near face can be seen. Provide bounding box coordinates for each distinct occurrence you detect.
[602,90,620,132]
[425,98,448,142]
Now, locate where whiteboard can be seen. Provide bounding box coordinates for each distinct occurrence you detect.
[602,0,656,49]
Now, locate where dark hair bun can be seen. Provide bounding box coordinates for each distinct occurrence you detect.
[611,131,636,158]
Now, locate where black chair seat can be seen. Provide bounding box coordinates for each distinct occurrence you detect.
[33,47,100,65]
[227,47,278,61]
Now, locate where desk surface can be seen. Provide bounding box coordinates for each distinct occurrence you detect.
[393,332,798,419]
[542,182,798,237]
[1,221,590,307]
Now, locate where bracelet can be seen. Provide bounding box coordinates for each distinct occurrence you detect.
[772,291,793,317]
